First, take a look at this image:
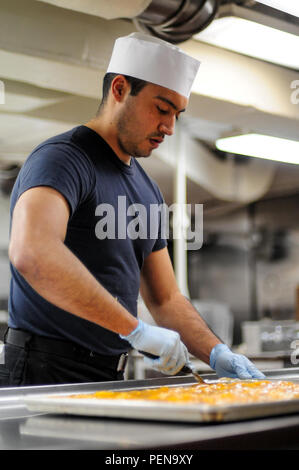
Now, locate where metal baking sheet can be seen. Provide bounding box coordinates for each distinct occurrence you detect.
[24,378,299,423]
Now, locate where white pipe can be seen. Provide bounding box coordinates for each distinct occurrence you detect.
[173,124,190,298]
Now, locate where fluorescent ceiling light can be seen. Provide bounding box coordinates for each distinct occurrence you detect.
[216,134,299,165]
[255,0,299,18]
[194,17,299,70]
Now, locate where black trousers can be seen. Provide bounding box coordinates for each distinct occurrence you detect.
[0,329,127,387]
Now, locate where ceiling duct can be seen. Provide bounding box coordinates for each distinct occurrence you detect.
[134,0,221,44]
[235,1,299,35]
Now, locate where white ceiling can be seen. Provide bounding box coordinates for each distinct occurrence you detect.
[0,0,299,215]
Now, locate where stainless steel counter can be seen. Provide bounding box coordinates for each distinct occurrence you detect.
[1,368,299,450]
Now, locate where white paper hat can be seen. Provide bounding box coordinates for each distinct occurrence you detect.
[107,32,200,98]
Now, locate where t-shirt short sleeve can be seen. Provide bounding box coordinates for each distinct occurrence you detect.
[17,143,94,217]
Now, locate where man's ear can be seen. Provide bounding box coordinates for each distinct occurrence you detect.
[111,75,130,103]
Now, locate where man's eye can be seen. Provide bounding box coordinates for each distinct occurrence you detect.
[157,106,168,115]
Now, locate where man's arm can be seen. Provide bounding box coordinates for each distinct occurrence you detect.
[140,247,221,364]
[9,186,138,336]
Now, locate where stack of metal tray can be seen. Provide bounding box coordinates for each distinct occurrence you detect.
[24,369,299,423]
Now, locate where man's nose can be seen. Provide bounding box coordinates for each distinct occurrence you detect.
[158,117,175,136]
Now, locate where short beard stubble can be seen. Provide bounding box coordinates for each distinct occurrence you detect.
[116,100,152,159]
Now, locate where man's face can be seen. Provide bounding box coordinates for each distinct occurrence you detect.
[116,83,188,158]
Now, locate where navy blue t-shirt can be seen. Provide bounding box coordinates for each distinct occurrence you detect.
[8,125,167,355]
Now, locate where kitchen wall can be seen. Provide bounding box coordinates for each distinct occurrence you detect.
[187,194,299,345]
[0,194,10,339]
[255,195,299,322]
[0,194,10,297]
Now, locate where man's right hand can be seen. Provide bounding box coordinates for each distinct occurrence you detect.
[120,320,189,375]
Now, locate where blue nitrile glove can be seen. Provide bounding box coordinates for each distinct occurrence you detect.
[120,320,189,375]
[210,344,266,379]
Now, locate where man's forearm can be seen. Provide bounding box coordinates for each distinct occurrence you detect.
[147,292,221,364]
[11,239,138,336]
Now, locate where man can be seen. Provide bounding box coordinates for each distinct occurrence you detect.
[1,33,264,386]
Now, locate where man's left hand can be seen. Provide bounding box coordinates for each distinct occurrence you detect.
[210,344,266,379]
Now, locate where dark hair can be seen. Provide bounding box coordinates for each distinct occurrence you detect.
[96,73,148,115]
